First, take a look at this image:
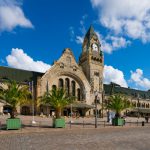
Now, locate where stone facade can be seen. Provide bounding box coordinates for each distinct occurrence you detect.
[37,26,104,116]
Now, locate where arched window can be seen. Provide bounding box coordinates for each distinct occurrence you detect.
[137,102,141,107]
[59,79,64,89]
[132,102,136,107]
[65,78,70,95]
[71,81,76,96]
[52,85,57,90]
[134,103,136,107]
[147,104,150,108]
[77,88,81,101]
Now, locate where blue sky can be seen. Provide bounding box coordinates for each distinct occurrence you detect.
[0,0,150,91]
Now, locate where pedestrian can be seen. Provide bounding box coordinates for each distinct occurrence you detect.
[124,117,126,125]
[145,116,149,123]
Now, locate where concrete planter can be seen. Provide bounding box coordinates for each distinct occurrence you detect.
[112,118,124,126]
[6,118,21,130]
[53,118,65,128]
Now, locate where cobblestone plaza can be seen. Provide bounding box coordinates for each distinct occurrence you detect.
[0,126,150,150]
[0,116,150,150]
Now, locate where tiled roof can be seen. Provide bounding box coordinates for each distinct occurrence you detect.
[104,83,150,99]
[0,66,43,83]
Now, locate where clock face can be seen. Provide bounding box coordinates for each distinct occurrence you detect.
[92,43,98,51]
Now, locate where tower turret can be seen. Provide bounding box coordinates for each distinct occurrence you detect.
[79,25,104,93]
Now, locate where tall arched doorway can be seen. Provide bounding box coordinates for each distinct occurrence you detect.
[65,78,70,95]
[77,88,81,101]
[3,105,12,114]
[71,80,76,96]
[59,78,64,89]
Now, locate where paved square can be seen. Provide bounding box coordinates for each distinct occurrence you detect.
[0,127,150,150]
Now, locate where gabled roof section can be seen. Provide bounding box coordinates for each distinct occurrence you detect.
[57,48,78,67]
[44,48,80,76]
[62,48,73,55]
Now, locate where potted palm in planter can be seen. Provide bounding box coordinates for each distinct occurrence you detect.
[41,88,75,128]
[0,80,31,130]
[106,94,132,126]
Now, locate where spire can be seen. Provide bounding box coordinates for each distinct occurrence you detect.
[85,25,96,40]
[87,25,94,34]
[81,25,102,56]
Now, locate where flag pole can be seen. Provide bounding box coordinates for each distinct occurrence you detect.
[31,81,36,124]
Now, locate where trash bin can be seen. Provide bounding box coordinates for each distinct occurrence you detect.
[145,117,149,123]
[124,119,126,125]
[142,121,144,126]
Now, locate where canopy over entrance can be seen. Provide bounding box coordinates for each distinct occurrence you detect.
[66,102,94,109]
[132,108,150,114]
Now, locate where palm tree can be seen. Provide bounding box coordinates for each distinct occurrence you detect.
[0,80,31,118]
[106,94,132,118]
[41,88,75,118]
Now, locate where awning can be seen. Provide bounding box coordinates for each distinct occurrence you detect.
[132,108,150,113]
[66,103,94,109]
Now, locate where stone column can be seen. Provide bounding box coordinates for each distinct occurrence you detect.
[16,106,21,114]
[0,105,3,113]
[70,80,72,96]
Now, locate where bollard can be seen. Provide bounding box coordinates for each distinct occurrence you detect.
[70,121,71,129]
[124,119,126,126]
[142,121,144,126]
[39,121,41,128]
[130,120,131,126]
[20,120,22,131]
[137,120,138,126]
[83,120,84,128]
[104,121,105,127]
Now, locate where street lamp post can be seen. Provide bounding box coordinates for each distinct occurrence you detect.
[31,81,36,124]
[94,91,98,128]
[83,90,87,102]
[101,90,105,118]
[137,94,140,119]
[70,104,73,123]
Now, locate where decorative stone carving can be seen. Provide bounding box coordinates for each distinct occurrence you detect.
[59,62,64,68]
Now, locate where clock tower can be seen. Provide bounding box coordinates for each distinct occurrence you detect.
[79,25,104,93]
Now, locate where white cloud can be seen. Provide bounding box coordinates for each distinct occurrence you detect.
[0,0,33,32]
[96,31,131,53]
[69,26,75,42]
[76,29,130,53]
[91,0,150,43]
[130,69,150,90]
[79,15,88,35]
[104,65,128,87]
[76,15,88,44]
[76,36,84,44]
[75,13,131,53]
[6,48,51,73]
